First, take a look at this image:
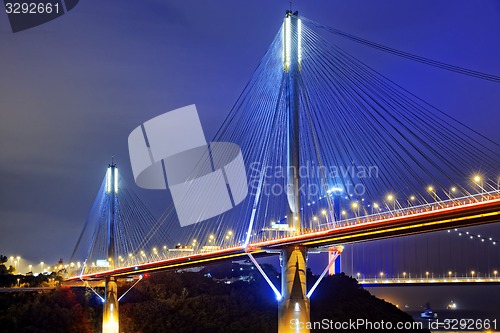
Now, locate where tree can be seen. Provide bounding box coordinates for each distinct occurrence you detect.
[0,255,8,276]
[7,265,15,274]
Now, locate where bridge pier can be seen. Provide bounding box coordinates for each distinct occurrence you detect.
[279,245,310,333]
[103,162,119,333]
[328,246,343,276]
[103,276,119,333]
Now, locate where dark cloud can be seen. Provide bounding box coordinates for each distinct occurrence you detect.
[0,0,499,269]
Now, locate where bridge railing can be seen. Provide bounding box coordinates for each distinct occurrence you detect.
[251,190,500,244]
[66,190,499,278]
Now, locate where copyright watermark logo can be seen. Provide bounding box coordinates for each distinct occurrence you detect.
[4,0,79,33]
[128,105,248,227]
[248,162,379,200]
[290,318,423,331]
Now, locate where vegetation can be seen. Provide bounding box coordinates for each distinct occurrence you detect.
[0,261,428,333]
[0,288,96,333]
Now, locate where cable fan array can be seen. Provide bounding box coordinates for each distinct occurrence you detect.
[70,15,499,275]
[70,171,170,274]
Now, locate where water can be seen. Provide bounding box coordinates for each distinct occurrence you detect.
[366,285,500,332]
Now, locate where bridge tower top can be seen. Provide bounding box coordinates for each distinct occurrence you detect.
[284,11,302,236]
[106,158,118,268]
[283,11,301,73]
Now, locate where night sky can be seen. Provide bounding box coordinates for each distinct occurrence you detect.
[1,0,499,272]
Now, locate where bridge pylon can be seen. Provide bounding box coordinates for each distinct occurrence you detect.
[103,161,119,333]
[280,11,310,333]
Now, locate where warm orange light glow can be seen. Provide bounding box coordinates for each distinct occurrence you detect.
[103,316,119,333]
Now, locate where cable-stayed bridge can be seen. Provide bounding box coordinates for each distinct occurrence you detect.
[66,12,500,333]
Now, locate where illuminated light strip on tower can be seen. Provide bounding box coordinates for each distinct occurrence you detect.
[114,167,118,193]
[298,18,302,66]
[284,16,291,71]
[282,21,285,69]
[106,166,119,194]
[106,168,112,193]
[283,15,302,72]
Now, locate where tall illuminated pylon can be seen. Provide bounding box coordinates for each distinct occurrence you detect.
[103,161,119,333]
[279,11,311,333]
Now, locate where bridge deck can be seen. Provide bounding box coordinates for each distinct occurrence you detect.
[66,196,500,281]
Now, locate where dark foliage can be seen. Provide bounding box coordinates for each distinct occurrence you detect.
[310,273,427,332]
[0,268,428,333]
[0,288,93,333]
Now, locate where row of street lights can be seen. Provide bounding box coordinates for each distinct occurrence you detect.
[4,257,57,274]
[356,270,499,280]
[316,174,497,221]
[271,174,499,230]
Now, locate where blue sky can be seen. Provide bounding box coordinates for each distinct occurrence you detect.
[0,0,499,266]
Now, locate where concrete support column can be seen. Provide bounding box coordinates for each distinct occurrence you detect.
[103,276,119,333]
[278,245,310,333]
[328,246,343,276]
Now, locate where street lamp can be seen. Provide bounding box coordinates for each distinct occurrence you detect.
[16,256,20,271]
[386,194,395,210]
[473,175,483,193]
[341,210,347,225]
[427,186,437,201]
[448,271,452,280]
[321,209,330,225]
[426,271,429,280]
[403,272,406,280]
[494,270,498,280]
[471,270,475,280]
[351,202,359,215]
[40,262,44,273]
[28,265,32,273]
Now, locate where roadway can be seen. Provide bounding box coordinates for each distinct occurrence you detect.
[66,195,500,281]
